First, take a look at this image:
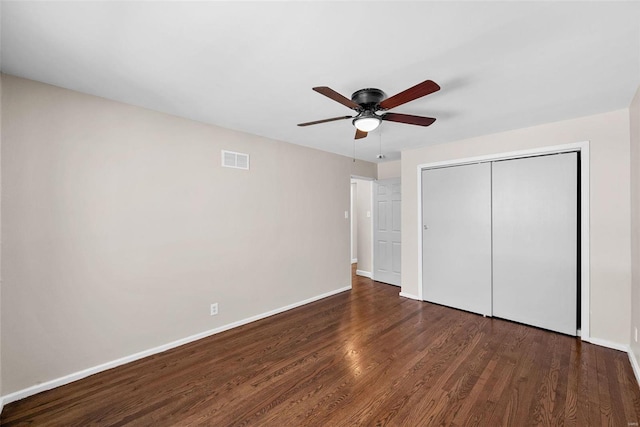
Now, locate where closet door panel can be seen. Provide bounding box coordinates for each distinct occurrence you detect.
[422,163,492,315]
[492,153,578,335]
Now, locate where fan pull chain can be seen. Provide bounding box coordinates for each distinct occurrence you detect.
[377,128,385,160]
[353,138,356,162]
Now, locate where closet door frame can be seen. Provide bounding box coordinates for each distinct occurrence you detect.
[416,141,590,341]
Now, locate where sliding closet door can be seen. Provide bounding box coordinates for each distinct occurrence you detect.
[492,153,577,335]
[422,163,492,316]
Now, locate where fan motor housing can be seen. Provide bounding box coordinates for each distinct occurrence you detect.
[351,88,386,109]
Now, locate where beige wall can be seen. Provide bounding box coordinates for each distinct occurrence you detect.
[0,75,376,394]
[351,159,377,179]
[402,109,631,346]
[353,179,372,274]
[377,160,401,179]
[631,85,640,366]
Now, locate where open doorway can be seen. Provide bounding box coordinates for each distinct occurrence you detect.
[350,177,374,282]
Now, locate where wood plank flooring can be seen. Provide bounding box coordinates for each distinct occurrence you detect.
[3,266,640,426]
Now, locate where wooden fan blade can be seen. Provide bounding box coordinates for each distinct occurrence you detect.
[355,129,368,139]
[378,80,440,110]
[298,116,353,126]
[382,112,436,127]
[313,87,360,110]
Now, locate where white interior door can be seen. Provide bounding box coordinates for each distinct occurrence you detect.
[373,178,401,286]
[492,153,578,336]
[422,163,492,316]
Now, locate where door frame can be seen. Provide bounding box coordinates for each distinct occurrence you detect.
[416,141,590,341]
[350,181,357,264]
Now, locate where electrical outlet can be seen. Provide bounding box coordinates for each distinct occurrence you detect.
[210,303,218,316]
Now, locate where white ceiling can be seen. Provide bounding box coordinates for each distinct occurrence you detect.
[2,1,639,162]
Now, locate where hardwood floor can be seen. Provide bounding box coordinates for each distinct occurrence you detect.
[3,266,640,426]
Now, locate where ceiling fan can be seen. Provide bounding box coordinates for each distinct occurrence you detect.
[297,79,440,139]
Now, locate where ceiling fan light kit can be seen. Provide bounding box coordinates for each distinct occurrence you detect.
[297,79,440,141]
[353,112,381,132]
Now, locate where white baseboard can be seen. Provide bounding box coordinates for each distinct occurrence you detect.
[0,396,3,415]
[351,258,358,264]
[628,348,640,388]
[585,336,628,352]
[399,292,421,301]
[2,285,352,405]
[356,270,372,278]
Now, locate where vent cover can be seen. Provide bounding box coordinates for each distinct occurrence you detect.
[221,150,249,170]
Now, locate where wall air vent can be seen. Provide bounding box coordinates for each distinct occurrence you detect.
[221,150,249,170]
